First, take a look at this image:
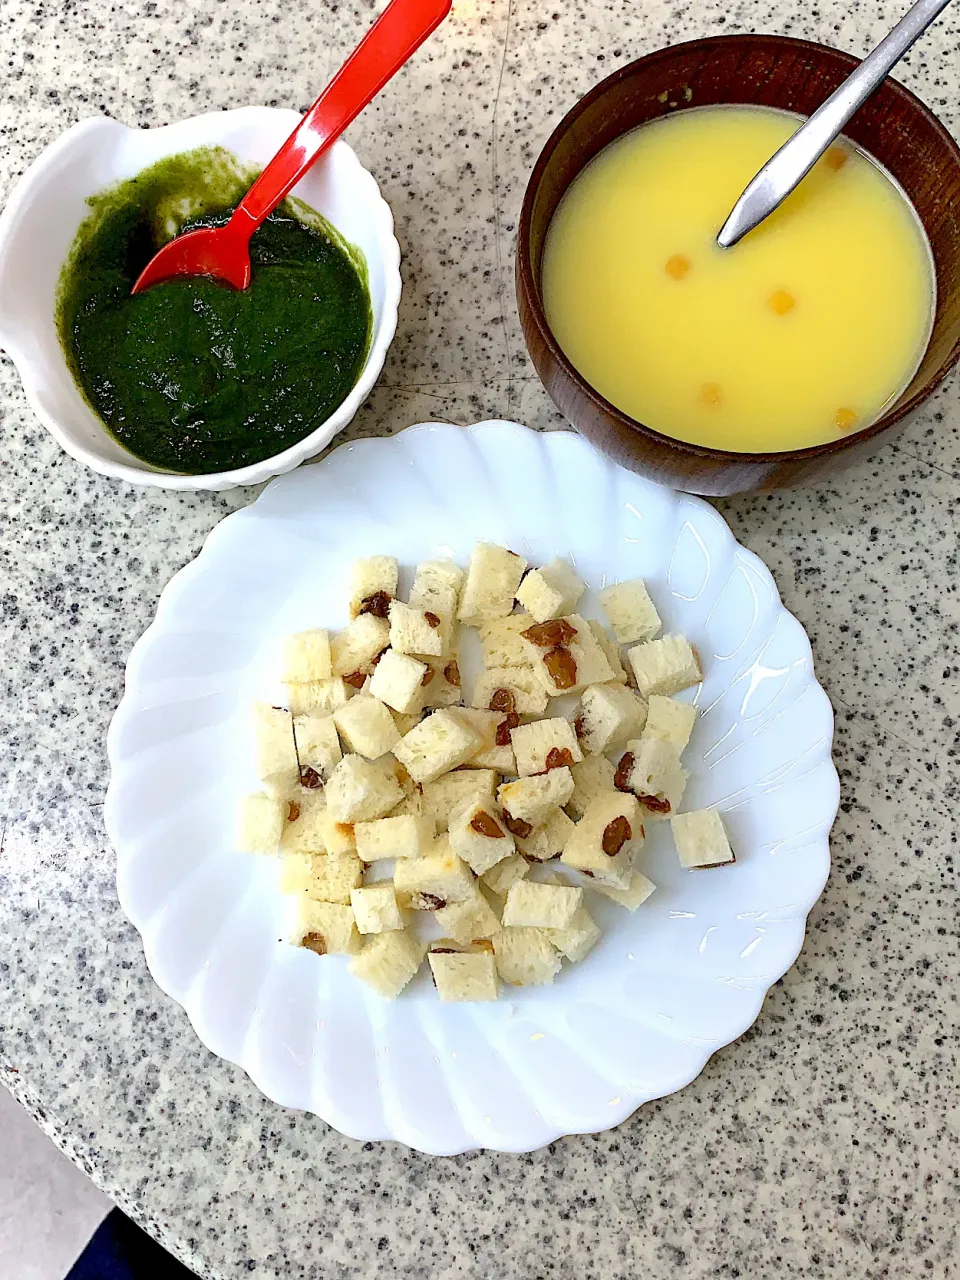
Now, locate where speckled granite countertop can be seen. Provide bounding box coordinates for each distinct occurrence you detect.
[2,1,959,1277]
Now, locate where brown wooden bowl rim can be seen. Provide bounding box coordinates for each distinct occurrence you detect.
[517,32,960,466]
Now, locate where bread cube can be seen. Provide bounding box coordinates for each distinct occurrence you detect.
[333,694,400,760]
[237,792,284,853]
[599,578,662,644]
[393,709,481,784]
[502,880,582,930]
[393,847,475,908]
[480,613,537,668]
[521,614,616,697]
[567,755,617,820]
[293,714,342,783]
[252,703,300,798]
[409,559,464,656]
[590,869,656,911]
[448,707,515,773]
[546,904,602,962]
[576,684,647,756]
[422,768,498,831]
[350,883,404,933]
[627,634,702,697]
[295,900,360,954]
[561,791,642,889]
[303,854,364,904]
[331,614,391,679]
[282,628,333,685]
[511,717,583,776]
[515,557,585,622]
[471,665,549,716]
[481,853,530,897]
[588,621,628,683]
[421,659,463,709]
[286,677,353,717]
[367,648,428,714]
[499,768,574,827]
[448,801,515,875]
[671,808,736,869]
[434,885,501,945]
[514,807,575,862]
[280,788,328,854]
[428,949,498,1002]
[643,695,697,753]
[492,928,562,986]
[325,754,403,822]
[354,814,435,862]
[388,600,444,659]
[458,542,528,627]
[318,809,357,855]
[350,931,426,998]
[349,556,398,618]
[617,736,687,818]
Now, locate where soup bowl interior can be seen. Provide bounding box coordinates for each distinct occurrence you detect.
[517,34,960,495]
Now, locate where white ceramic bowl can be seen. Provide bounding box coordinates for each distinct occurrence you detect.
[0,108,401,491]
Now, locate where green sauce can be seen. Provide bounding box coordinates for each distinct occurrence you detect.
[56,148,372,474]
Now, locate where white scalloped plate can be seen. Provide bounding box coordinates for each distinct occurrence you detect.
[106,421,837,1154]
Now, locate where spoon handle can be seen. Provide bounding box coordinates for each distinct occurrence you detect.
[717,0,955,248]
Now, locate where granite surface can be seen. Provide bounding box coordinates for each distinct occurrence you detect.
[2,1,960,1277]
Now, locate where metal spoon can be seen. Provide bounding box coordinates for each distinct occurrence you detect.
[717,0,955,249]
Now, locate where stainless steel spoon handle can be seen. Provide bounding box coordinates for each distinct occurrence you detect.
[717,0,955,248]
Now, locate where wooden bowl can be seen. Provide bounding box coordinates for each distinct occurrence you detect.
[517,34,960,495]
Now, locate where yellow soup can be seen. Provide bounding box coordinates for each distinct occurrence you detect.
[541,106,935,453]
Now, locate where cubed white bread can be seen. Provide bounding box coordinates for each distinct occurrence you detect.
[295,900,360,954]
[333,694,400,760]
[293,714,342,781]
[515,557,585,622]
[422,769,499,831]
[278,851,315,895]
[354,814,435,862]
[392,847,475,908]
[643,695,697,753]
[499,768,574,827]
[671,808,736,869]
[546,905,602,962]
[471,665,549,715]
[514,807,575,862]
[368,648,428,714]
[421,660,463,708]
[331,614,391,678]
[390,755,419,798]
[428,949,498,1002]
[590,869,657,911]
[350,883,405,933]
[598,578,662,644]
[448,802,515,875]
[510,717,583,776]
[325,754,404,822]
[237,792,284,853]
[492,928,562,986]
[458,542,528,626]
[392,711,426,737]
[349,556,398,618]
[588,621,628,683]
[393,709,481,784]
[576,684,647,756]
[318,810,357,855]
[448,707,516,773]
[285,851,363,904]
[282,629,333,684]
[409,559,464,656]
[434,885,501,945]
[482,853,530,897]
[566,755,617,820]
[626,634,702,697]
[388,600,444,658]
[480,613,537,668]
[350,930,426,998]
[285,677,353,717]
[618,736,687,818]
[388,788,426,819]
[280,788,328,854]
[521,614,616,696]
[502,880,582,930]
[252,703,300,798]
[561,791,642,889]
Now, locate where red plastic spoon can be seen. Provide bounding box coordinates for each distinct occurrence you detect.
[132,0,451,294]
